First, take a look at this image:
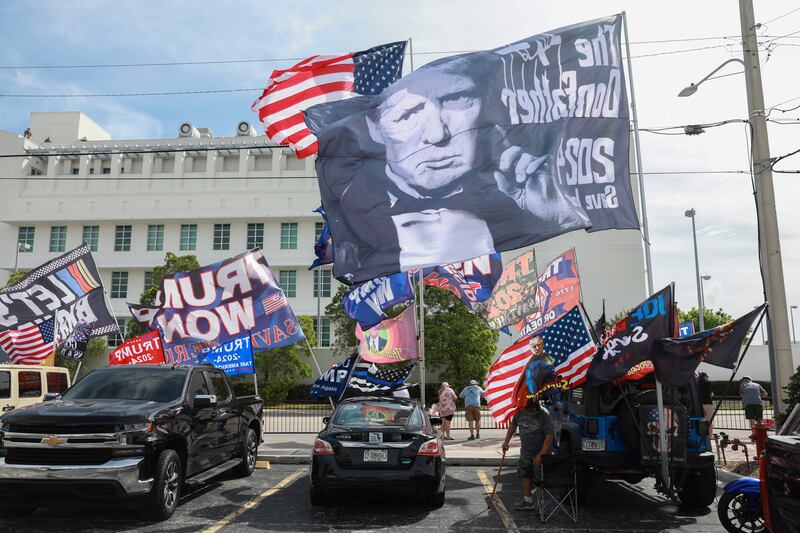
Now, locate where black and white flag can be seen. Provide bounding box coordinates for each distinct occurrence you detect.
[305,16,638,283]
[348,360,416,393]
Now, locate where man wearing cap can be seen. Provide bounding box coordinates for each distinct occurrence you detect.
[739,376,768,439]
[459,380,485,440]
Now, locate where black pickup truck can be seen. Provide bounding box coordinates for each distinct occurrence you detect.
[0,365,263,521]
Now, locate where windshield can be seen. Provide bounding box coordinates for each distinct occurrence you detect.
[62,368,188,403]
[332,402,422,427]
[780,403,800,436]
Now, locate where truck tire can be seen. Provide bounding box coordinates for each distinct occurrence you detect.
[426,489,446,508]
[143,449,182,521]
[677,464,716,508]
[234,427,258,477]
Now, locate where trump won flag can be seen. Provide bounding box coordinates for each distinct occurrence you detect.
[355,305,418,364]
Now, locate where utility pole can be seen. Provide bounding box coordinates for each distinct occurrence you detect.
[739,0,794,414]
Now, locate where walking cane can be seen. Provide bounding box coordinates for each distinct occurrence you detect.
[488,448,507,509]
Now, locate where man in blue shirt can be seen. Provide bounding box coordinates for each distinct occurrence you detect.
[459,380,485,440]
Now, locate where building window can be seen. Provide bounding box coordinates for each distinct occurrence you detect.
[18,226,35,252]
[49,226,67,253]
[82,225,99,251]
[110,271,128,299]
[101,167,111,174]
[144,271,154,293]
[114,225,132,252]
[213,224,230,251]
[30,167,43,176]
[278,270,297,298]
[180,224,197,251]
[280,223,298,250]
[313,269,332,298]
[314,222,325,241]
[247,223,264,249]
[108,319,126,348]
[147,224,164,251]
[315,317,331,348]
[71,168,80,176]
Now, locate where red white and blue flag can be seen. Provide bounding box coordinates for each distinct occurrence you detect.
[251,41,406,158]
[0,318,55,365]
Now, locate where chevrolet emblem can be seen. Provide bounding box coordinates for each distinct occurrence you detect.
[41,436,67,447]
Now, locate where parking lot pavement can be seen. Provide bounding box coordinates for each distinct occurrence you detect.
[0,465,728,532]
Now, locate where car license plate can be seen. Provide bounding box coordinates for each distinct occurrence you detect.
[581,438,606,451]
[363,449,388,462]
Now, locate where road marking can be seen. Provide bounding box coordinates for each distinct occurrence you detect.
[477,469,520,533]
[202,467,305,533]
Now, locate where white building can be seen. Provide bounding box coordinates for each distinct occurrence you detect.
[0,111,648,380]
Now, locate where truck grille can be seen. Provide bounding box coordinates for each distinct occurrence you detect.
[5,448,113,466]
[7,424,116,435]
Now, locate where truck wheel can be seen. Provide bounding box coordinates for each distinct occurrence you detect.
[426,490,446,508]
[0,506,36,519]
[677,465,716,508]
[143,449,182,521]
[234,427,258,477]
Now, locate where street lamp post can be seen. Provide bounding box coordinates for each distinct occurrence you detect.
[791,306,798,344]
[13,242,31,273]
[685,209,705,331]
[700,275,711,329]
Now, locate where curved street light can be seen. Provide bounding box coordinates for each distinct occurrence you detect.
[677,58,745,97]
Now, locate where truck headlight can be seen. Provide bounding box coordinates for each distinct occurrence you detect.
[117,422,154,446]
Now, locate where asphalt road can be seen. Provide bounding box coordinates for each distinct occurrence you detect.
[0,465,727,532]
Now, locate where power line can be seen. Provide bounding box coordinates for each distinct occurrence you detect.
[0,88,262,98]
[761,7,800,26]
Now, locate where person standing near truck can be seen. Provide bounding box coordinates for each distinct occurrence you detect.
[739,375,768,440]
[459,379,485,440]
[501,398,554,510]
[698,372,714,441]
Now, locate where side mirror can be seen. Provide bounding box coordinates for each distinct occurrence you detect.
[194,394,217,409]
[43,393,60,402]
[322,416,330,425]
[430,416,442,427]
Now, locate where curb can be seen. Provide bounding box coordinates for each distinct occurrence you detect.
[257,452,515,467]
[717,468,747,485]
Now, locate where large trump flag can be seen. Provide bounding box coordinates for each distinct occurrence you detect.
[305,16,638,284]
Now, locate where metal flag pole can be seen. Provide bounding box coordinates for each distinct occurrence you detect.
[408,37,414,73]
[303,338,335,409]
[315,269,323,348]
[622,11,671,494]
[418,274,426,407]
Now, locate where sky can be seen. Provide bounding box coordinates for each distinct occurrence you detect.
[0,0,799,334]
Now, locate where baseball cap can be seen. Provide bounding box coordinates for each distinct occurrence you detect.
[741,375,752,381]
[469,380,478,385]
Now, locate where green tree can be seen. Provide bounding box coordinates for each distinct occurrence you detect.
[125,252,201,339]
[3,271,25,288]
[678,307,733,332]
[255,315,315,404]
[781,364,800,424]
[325,283,499,393]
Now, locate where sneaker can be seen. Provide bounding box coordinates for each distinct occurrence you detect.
[476,433,480,439]
[468,435,475,440]
[513,498,536,510]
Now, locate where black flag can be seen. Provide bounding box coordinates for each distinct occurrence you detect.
[651,305,765,386]
[586,285,674,386]
[594,299,607,340]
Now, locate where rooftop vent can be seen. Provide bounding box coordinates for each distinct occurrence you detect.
[179,123,199,138]
[236,121,257,137]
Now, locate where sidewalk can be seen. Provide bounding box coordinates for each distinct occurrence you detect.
[258,426,769,468]
[258,428,515,466]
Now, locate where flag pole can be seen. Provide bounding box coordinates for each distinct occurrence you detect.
[303,338,335,408]
[407,37,414,73]
[418,275,426,408]
[622,10,670,495]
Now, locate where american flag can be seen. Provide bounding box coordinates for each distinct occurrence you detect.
[251,41,406,158]
[486,306,597,423]
[0,318,55,365]
[261,292,288,315]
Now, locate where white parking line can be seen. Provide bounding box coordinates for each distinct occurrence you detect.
[202,467,305,533]
[477,469,520,533]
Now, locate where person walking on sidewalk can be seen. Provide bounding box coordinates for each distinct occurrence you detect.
[438,382,457,440]
[698,372,715,441]
[459,379,485,440]
[501,399,554,511]
[739,376,768,439]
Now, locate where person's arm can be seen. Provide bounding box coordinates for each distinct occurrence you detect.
[535,433,554,466]
[502,420,517,452]
[760,385,768,399]
[459,388,466,399]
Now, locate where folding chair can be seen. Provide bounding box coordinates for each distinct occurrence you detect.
[536,453,578,523]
